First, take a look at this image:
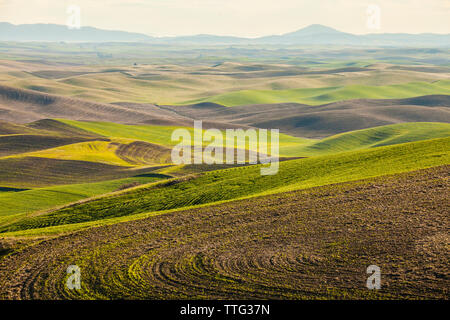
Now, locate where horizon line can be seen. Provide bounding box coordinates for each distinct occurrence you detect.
[2,22,450,39]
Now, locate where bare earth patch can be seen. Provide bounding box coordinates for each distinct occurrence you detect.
[0,166,448,299]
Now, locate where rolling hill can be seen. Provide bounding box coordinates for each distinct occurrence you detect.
[1,21,449,302]
[165,95,450,138]
[0,84,191,125]
[51,119,450,156]
[181,80,450,107]
[2,118,449,163]
[0,156,169,189]
[1,165,447,299]
[1,117,446,223]
[279,122,450,156]
[0,134,97,157]
[2,136,448,233]
[4,81,444,140]
[2,139,173,167]
[0,174,170,217]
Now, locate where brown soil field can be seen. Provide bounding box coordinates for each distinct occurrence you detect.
[0,85,168,124]
[0,157,169,188]
[164,95,450,138]
[188,66,373,79]
[0,134,96,157]
[0,166,448,299]
[2,82,449,138]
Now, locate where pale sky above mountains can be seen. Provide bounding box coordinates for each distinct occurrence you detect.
[0,0,449,37]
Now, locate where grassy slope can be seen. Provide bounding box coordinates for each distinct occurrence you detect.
[281,122,450,156]
[0,137,173,167]
[3,55,449,106]
[57,119,311,155]
[2,136,448,233]
[0,134,96,157]
[57,119,450,157]
[182,80,450,106]
[58,119,197,147]
[0,174,170,218]
[1,166,446,299]
[0,155,168,189]
[1,120,448,230]
[1,140,133,166]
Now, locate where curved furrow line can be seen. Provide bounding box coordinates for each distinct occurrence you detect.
[0,166,447,299]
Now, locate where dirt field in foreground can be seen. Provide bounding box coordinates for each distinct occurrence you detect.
[0,166,448,299]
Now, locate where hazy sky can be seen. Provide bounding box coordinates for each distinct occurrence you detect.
[0,0,449,36]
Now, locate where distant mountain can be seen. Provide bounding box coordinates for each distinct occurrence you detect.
[256,24,450,46]
[256,24,361,45]
[0,22,449,46]
[0,22,153,42]
[285,24,343,36]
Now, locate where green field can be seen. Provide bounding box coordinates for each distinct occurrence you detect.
[280,122,450,156]
[0,120,450,230]
[183,80,450,106]
[3,47,450,107]
[57,119,199,147]
[1,41,450,300]
[56,120,450,157]
[57,119,311,156]
[2,140,135,166]
[0,174,170,218]
[1,120,448,224]
[2,136,448,234]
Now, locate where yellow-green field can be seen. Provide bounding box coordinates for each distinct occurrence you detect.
[1,118,449,224]
[1,136,449,237]
[0,49,449,300]
[2,58,449,105]
[2,140,133,166]
[183,80,450,106]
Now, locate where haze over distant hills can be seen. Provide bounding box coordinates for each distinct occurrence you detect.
[1,83,449,138]
[0,22,152,42]
[0,22,449,46]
